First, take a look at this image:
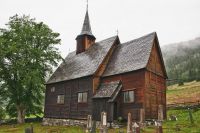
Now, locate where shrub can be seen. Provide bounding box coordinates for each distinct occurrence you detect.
[178,81,184,86]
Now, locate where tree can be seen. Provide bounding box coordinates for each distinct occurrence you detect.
[0,15,62,123]
[0,83,6,120]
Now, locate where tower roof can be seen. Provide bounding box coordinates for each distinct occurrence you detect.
[77,10,95,39]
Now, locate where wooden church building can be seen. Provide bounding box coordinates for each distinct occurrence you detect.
[44,8,167,122]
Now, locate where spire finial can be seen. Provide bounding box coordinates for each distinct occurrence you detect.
[116,29,119,35]
[86,0,88,11]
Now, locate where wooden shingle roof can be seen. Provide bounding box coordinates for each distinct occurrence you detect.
[93,81,122,99]
[103,32,156,77]
[46,36,118,84]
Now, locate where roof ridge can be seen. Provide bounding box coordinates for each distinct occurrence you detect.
[97,35,118,43]
[121,32,156,45]
[64,36,118,57]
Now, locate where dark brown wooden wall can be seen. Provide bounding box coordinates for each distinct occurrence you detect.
[92,98,111,121]
[76,36,95,54]
[92,94,121,121]
[102,70,145,120]
[145,41,167,119]
[44,76,93,119]
[147,41,165,77]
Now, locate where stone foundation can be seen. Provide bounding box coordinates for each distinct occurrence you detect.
[42,118,87,126]
[42,118,121,128]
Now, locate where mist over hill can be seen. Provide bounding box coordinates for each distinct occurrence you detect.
[161,37,200,85]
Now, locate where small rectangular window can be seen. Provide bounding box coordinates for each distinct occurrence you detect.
[51,87,55,92]
[123,91,134,103]
[78,92,88,103]
[57,95,64,104]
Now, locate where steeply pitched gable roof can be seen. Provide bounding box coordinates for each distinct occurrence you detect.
[103,32,156,77]
[46,36,118,84]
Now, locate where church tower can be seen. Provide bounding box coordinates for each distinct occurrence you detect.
[76,7,96,54]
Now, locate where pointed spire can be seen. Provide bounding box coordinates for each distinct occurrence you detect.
[77,0,95,39]
[80,10,95,38]
[75,0,96,54]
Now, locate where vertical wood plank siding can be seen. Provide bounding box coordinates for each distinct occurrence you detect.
[44,76,93,119]
[145,41,167,119]
[102,70,145,121]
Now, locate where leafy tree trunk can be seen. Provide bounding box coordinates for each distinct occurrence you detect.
[16,106,26,124]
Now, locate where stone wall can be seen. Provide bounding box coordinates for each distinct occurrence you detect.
[42,118,120,128]
[42,118,87,126]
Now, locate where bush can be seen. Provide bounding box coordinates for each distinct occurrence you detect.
[117,116,123,124]
[0,117,43,125]
[178,81,184,86]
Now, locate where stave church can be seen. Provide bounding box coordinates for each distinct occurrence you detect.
[44,7,167,122]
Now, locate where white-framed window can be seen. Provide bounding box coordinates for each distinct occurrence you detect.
[123,90,134,103]
[78,92,88,103]
[57,95,64,104]
[51,87,55,92]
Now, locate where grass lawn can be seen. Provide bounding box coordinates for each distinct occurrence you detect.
[0,123,127,133]
[0,123,84,133]
[162,108,200,133]
[1,109,200,133]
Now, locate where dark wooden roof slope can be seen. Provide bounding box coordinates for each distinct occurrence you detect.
[93,81,122,99]
[103,32,156,77]
[47,36,118,84]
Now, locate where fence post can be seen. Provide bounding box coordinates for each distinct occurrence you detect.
[100,111,107,133]
[86,115,92,133]
[127,112,133,133]
[188,108,194,124]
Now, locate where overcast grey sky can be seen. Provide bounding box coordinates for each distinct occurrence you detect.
[1,0,200,57]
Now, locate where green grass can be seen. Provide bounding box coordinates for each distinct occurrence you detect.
[162,108,200,133]
[1,109,200,133]
[0,122,127,133]
[0,123,84,133]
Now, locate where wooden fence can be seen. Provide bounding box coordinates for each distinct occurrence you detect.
[167,100,200,109]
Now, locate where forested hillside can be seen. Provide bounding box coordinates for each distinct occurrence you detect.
[161,37,200,85]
